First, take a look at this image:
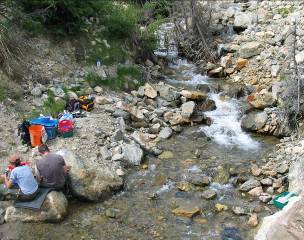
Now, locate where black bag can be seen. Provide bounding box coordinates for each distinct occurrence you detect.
[65,99,80,112]
[18,120,31,145]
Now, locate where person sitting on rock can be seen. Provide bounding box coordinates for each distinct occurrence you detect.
[35,144,71,190]
[0,154,38,201]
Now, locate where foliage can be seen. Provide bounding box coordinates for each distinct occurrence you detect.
[142,0,174,18]
[0,85,5,101]
[278,7,294,18]
[86,65,142,91]
[42,90,66,117]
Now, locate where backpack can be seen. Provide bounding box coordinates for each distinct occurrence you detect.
[79,96,94,112]
[65,99,80,112]
[18,120,31,145]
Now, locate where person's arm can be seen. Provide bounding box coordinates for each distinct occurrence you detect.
[1,174,13,189]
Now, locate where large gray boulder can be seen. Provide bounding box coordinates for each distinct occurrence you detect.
[239,42,262,58]
[57,150,123,201]
[255,196,304,240]
[241,111,268,131]
[5,191,68,223]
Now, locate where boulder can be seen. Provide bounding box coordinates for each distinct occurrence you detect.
[247,90,276,109]
[57,150,123,201]
[122,142,144,166]
[5,191,68,223]
[144,83,157,99]
[181,101,196,118]
[187,174,210,186]
[255,196,304,240]
[180,90,207,101]
[289,158,304,195]
[196,99,216,112]
[234,12,253,29]
[239,42,262,58]
[241,111,268,131]
[239,179,261,192]
[158,84,180,101]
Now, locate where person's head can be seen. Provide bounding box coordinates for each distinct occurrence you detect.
[38,144,50,155]
[9,154,21,167]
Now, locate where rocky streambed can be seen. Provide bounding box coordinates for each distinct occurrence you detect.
[0,58,284,239]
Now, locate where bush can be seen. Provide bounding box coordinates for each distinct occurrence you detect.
[43,90,66,117]
[0,85,5,101]
[86,65,142,91]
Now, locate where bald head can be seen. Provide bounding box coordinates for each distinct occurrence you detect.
[9,154,21,167]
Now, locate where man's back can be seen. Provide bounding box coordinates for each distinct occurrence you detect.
[10,165,38,195]
[36,153,66,189]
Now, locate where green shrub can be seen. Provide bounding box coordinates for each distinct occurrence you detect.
[0,85,5,101]
[85,65,142,91]
[43,90,66,117]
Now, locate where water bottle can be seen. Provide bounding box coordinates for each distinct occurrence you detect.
[96,59,101,68]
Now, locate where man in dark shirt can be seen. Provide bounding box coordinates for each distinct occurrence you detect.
[35,144,71,190]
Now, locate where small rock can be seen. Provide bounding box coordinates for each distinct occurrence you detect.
[144,83,157,99]
[248,187,263,197]
[158,151,174,159]
[276,164,288,174]
[158,127,173,140]
[177,182,191,192]
[232,206,247,216]
[94,86,103,93]
[259,193,272,203]
[122,142,143,166]
[172,204,200,218]
[236,58,248,70]
[31,86,42,97]
[105,208,119,218]
[261,178,273,186]
[181,101,196,118]
[201,189,217,200]
[215,203,228,212]
[247,213,258,227]
[188,175,210,187]
[239,179,261,192]
[181,90,206,101]
[251,165,262,176]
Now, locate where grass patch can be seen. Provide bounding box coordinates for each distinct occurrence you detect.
[86,65,142,91]
[42,90,66,117]
[278,7,294,18]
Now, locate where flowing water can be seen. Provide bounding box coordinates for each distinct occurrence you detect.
[0,24,279,240]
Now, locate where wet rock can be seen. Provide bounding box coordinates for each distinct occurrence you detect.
[232,206,247,216]
[247,213,258,228]
[188,174,210,187]
[122,142,143,166]
[239,42,262,58]
[241,111,268,131]
[57,150,123,201]
[180,90,207,101]
[221,227,242,240]
[172,203,200,218]
[197,84,210,94]
[144,83,157,99]
[255,196,304,240]
[215,203,228,212]
[201,189,217,200]
[196,99,216,112]
[181,101,196,118]
[158,151,174,159]
[213,166,230,184]
[177,182,191,192]
[5,191,68,223]
[239,179,261,192]
[208,67,224,78]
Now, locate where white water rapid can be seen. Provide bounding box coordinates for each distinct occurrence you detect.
[155,23,259,151]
